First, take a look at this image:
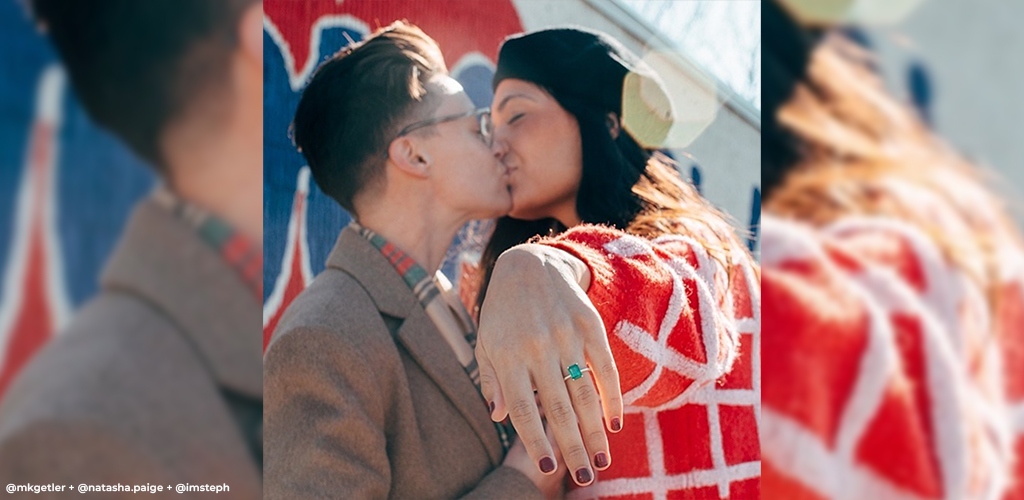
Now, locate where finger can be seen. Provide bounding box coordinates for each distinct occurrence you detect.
[476,345,506,421]
[545,421,563,465]
[534,362,593,487]
[582,317,623,434]
[499,365,557,475]
[566,365,611,471]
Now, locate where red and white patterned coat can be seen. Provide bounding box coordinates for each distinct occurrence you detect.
[761,214,1024,500]
[538,224,761,499]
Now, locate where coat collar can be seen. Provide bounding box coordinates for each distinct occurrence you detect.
[326,226,418,318]
[100,196,263,400]
[326,225,503,465]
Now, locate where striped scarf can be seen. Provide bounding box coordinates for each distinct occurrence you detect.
[152,186,262,301]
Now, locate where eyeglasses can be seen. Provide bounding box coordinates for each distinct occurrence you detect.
[393,107,492,147]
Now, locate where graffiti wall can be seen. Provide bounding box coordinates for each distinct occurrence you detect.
[0,1,154,398]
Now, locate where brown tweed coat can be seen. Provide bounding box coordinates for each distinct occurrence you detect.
[264,225,541,499]
[0,198,263,499]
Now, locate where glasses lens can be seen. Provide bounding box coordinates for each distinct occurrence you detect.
[479,110,492,146]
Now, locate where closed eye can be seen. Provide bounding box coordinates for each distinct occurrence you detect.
[507,113,525,125]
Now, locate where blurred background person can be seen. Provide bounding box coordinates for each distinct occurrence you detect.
[0,0,263,496]
[762,0,1024,498]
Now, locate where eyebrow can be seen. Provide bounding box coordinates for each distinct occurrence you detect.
[495,93,534,112]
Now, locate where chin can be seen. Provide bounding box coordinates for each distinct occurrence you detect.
[477,202,512,220]
[508,209,542,221]
[508,198,527,219]
[498,204,513,217]
[508,198,540,220]
[507,202,527,219]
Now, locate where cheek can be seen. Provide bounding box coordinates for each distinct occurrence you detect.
[511,124,582,207]
[531,119,580,179]
[440,145,503,198]
[518,117,578,169]
[545,149,583,197]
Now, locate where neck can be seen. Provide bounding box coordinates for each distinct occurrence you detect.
[553,202,582,228]
[162,94,262,244]
[358,193,467,273]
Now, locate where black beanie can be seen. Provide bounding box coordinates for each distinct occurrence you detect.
[493,26,673,148]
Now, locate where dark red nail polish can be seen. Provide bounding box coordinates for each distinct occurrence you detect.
[575,467,593,485]
[594,452,609,469]
[488,401,495,413]
[539,456,556,474]
[611,417,621,432]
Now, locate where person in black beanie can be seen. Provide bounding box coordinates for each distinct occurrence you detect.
[472,26,762,496]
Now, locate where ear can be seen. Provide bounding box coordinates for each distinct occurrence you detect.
[239,3,263,67]
[606,112,621,140]
[386,137,431,179]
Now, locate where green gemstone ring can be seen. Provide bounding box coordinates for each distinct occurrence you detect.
[563,363,592,381]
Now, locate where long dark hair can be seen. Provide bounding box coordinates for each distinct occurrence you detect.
[474,86,745,316]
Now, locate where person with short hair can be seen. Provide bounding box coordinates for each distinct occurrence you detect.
[263,21,563,499]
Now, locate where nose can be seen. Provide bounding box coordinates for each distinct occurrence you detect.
[490,127,508,160]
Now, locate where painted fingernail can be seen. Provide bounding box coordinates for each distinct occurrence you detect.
[539,456,556,474]
[611,417,621,432]
[488,401,495,413]
[575,467,593,485]
[594,452,609,469]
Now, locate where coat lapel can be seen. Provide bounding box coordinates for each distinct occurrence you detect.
[394,306,503,465]
[100,197,263,401]
[327,226,503,465]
